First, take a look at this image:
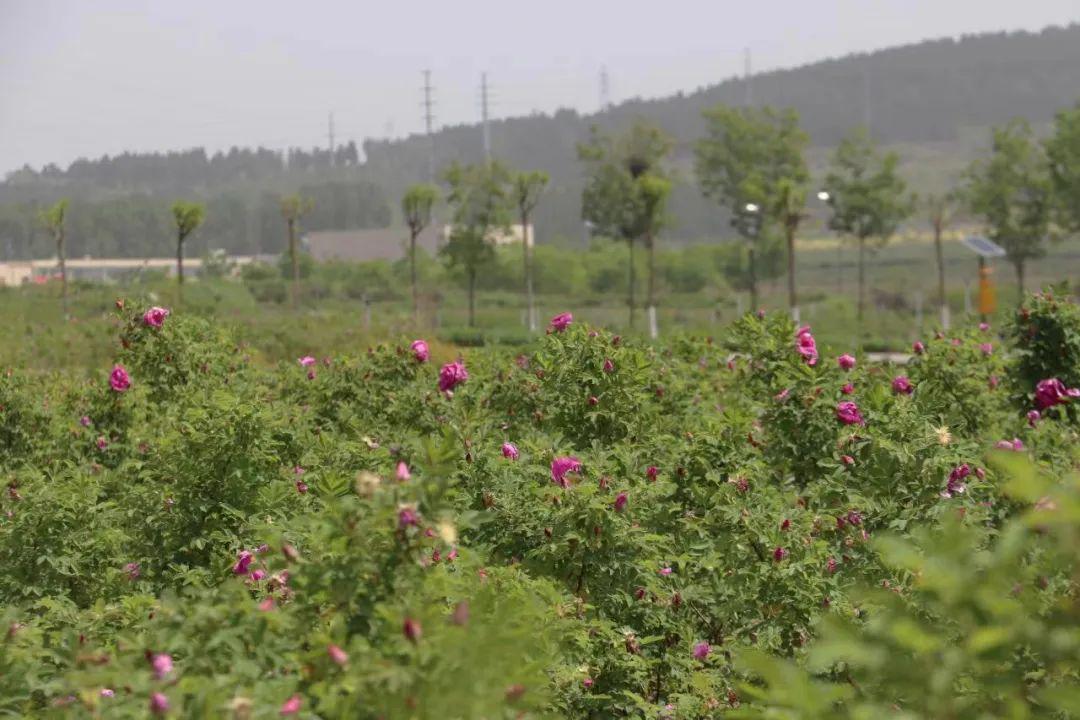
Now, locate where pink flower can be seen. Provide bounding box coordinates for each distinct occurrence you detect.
[232,550,253,575]
[151,653,173,679]
[775,388,791,402]
[692,641,711,660]
[841,382,854,395]
[259,597,275,612]
[583,677,594,689]
[646,465,659,482]
[603,358,615,373]
[989,375,1000,389]
[403,617,422,643]
[1035,378,1080,410]
[979,322,990,332]
[891,375,914,395]
[298,356,316,367]
[837,354,856,371]
[1028,410,1041,427]
[550,456,582,487]
[979,343,993,356]
[994,438,1025,452]
[501,442,519,460]
[398,506,419,528]
[109,365,131,392]
[826,556,838,574]
[438,361,469,393]
[659,566,672,576]
[836,401,864,425]
[306,370,316,381]
[295,479,308,494]
[796,326,818,366]
[410,339,430,363]
[613,492,628,512]
[100,688,114,698]
[96,437,108,451]
[773,547,788,562]
[841,454,855,466]
[396,461,411,482]
[912,341,925,355]
[780,518,791,531]
[150,692,169,715]
[79,415,91,427]
[293,466,304,476]
[249,569,266,582]
[549,312,573,332]
[280,695,301,716]
[124,562,140,580]
[142,306,170,327]
[942,464,970,498]
[328,644,348,667]
[587,395,599,406]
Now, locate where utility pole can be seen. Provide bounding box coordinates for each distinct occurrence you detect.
[599,65,611,110]
[422,69,436,182]
[862,66,872,133]
[480,72,491,161]
[743,48,753,107]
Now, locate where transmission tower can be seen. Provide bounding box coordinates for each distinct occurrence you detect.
[600,65,611,110]
[422,69,437,181]
[743,48,754,107]
[480,72,491,161]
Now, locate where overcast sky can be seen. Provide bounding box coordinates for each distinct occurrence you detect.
[1,0,1077,175]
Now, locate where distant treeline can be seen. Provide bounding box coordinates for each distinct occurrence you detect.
[2,23,1080,257]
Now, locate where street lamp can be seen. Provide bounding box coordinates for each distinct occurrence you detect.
[816,191,830,202]
[745,202,759,213]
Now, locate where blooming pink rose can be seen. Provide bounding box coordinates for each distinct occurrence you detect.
[109,365,131,392]
[913,341,925,355]
[298,356,316,367]
[150,692,169,715]
[438,361,468,393]
[410,340,429,363]
[548,312,573,333]
[151,653,173,679]
[841,382,854,395]
[280,695,302,716]
[396,461,411,482]
[659,566,673,576]
[891,375,914,395]
[1035,378,1080,409]
[550,456,582,487]
[501,442,519,460]
[142,306,170,327]
[994,438,1025,452]
[942,463,970,498]
[692,641,711,660]
[837,354,856,371]
[836,401,864,425]
[613,492,628,512]
[232,550,253,575]
[796,326,818,366]
[980,343,993,356]
[328,644,348,667]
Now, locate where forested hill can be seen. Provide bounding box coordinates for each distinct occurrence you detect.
[3,23,1080,258]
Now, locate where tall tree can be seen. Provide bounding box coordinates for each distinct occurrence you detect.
[922,192,956,328]
[579,120,672,333]
[279,194,314,310]
[1046,102,1080,237]
[39,199,69,317]
[442,161,512,327]
[511,170,549,332]
[823,127,913,324]
[695,105,809,318]
[170,200,206,301]
[401,184,439,323]
[965,119,1053,298]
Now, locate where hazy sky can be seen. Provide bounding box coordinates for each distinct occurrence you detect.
[1,0,1077,175]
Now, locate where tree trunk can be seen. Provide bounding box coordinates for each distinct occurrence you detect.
[1016,259,1026,302]
[523,211,536,333]
[57,229,67,318]
[785,218,798,321]
[748,244,758,312]
[288,218,298,310]
[857,236,866,325]
[934,219,947,329]
[646,230,657,339]
[410,229,419,324]
[627,237,636,329]
[467,267,477,327]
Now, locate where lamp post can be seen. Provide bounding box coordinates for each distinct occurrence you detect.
[742,202,762,312]
[817,190,842,294]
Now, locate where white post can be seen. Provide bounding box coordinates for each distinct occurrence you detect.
[648,305,658,340]
[791,306,800,323]
[963,281,972,316]
[914,290,923,332]
[941,304,951,331]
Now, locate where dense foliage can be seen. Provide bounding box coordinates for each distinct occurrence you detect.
[2,294,1080,718]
